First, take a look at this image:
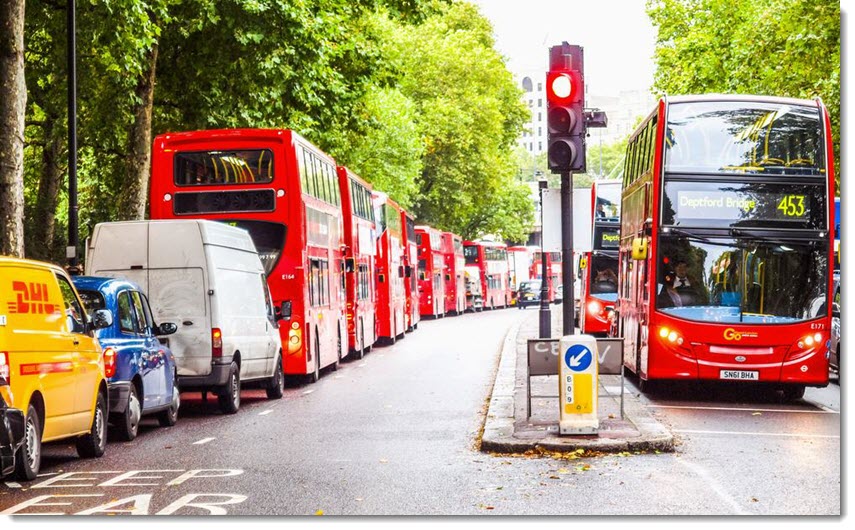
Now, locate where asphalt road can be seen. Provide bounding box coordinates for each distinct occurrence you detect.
[0,308,841,515]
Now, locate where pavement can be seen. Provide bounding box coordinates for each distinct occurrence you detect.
[480,305,675,455]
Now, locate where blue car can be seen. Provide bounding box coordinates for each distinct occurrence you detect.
[73,277,180,441]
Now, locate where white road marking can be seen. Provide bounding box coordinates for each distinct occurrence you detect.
[358,363,367,367]
[5,482,21,489]
[193,437,216,445]
[302,389,314,395]
[258,410,273,416]
[650,404,838,414]
[676,429,839,439]
[676,458,750,515]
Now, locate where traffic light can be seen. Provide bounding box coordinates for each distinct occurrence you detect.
[547,44,585,173]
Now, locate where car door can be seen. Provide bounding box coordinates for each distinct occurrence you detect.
[129,290,165,409]
[54,273,99,433]
[115,290,152,409]
[135,291,169,406]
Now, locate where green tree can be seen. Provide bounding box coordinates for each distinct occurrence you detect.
[647,0,840,184]
[382,0,534,241]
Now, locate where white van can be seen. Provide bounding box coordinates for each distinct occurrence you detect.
[85,220,285,414]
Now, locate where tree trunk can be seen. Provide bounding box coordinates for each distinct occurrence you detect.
[30,118,64,261]
[119,42,158,220]
[0,0,27,257]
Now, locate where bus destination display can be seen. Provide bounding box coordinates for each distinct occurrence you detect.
[675,190,810,223]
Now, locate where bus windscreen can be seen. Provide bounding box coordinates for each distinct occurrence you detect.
[665,101,824,176]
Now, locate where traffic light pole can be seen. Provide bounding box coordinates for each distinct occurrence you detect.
[561,171,574,335]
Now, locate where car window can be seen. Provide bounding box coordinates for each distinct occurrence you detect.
[117,291,137,334]
[78,290,106,313]
[261,274,274,319]
[130,291,151,335]
[139,293,157,331]
[55,274,87,334]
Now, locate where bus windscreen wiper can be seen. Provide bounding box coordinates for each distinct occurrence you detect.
[660,227,718,245]
[729,227,810,245]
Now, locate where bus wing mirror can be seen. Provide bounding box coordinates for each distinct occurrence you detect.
[345,258,355,273]
[378,274,386,284]
[275,301,292,321]
[631,237,648,260]
[404,265,412,278]
[832,302,840,319]
[643,218,653,237]
[445,274,451,281]
[419,272,426,281]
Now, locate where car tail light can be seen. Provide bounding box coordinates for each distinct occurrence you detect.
[0,352,10,384]
[212,328,223,358]
[103,347,116,378]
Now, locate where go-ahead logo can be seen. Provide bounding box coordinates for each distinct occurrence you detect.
[723,327,758,341]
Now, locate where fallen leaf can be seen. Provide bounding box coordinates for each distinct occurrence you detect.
[315,510,324,516]
[752,412,762,416]
[751,498,759,503]
[548,475,560,480]
[557,468,570,474]
[608,413,615,419]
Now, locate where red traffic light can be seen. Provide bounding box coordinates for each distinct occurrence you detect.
[546,70,580,105]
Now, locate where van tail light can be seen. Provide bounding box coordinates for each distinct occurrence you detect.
[0,352,10,384]
[103,348,117,378]
[212,328,223,358]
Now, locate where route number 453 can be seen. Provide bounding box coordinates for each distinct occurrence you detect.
[777,195,806,217]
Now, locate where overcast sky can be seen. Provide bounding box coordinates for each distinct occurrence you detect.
[470,0,658,96]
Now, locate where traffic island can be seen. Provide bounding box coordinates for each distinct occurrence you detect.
[480,309,675,455]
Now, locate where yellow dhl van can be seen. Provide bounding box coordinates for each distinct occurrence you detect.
[0,257,109,480]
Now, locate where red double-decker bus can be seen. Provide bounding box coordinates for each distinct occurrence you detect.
[373,191,407,343]
[402,210,421,331]
[464,240,510,310]
[507,245,534,305]
[530,251,562,303]
[416,225,445,318]
[150,129,347,383]
[337,166,378,359]
[579,180,621,335]
[441,232,466,315]
[616,95,835,400]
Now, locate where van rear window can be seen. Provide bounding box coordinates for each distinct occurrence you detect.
[78,290,106,313]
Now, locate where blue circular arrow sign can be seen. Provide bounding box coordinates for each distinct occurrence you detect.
[564,344,593,372]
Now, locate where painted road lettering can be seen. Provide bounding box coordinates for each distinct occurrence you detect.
[2,469,247,515]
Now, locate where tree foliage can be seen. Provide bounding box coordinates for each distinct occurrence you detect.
[646,0,840,183]
[8,0,536,260]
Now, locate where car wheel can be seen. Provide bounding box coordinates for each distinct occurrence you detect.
[217,362,241,414]
[76,392,107,458]
[266,354,285,399]
[15,403,42,481]
[117,383,142,441]
[158,374,181,426]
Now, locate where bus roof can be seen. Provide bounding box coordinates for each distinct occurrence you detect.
[664,94,820,108]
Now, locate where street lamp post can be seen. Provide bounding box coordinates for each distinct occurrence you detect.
[538,179,551,338]
[67,0,79,269]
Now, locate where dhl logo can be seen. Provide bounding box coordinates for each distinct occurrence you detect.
[7,281,59,315]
